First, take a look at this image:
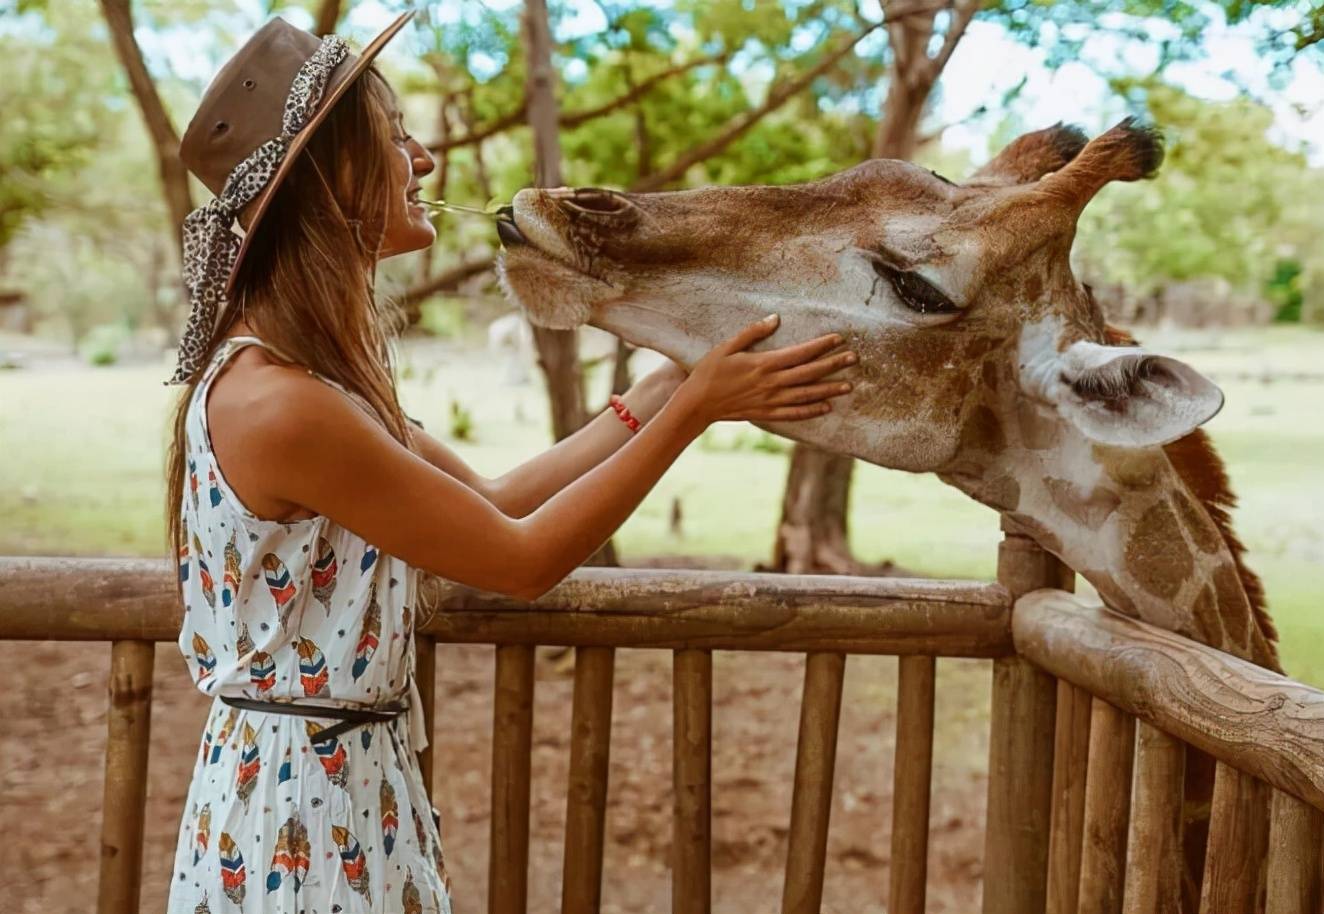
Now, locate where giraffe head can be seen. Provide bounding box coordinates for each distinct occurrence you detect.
[498,120,1221,473]
[499,120,1272,665]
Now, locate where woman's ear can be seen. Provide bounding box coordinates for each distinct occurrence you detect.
[1034,340,1224,447]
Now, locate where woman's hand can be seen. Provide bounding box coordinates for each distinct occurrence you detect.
[674,313,856,426]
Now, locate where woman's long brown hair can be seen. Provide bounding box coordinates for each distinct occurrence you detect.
[164,66,414,574]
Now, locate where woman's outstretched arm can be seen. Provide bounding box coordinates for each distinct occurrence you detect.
[406,360,690,518]
[213,315,854,600]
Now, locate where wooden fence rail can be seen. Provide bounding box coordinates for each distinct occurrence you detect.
[0,556,1012,654]
[1013,590,1324,812]
[2,546,1323,914]
[1015,588,1324,914]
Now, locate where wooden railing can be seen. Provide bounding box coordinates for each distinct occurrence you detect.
[1,529,1321,914]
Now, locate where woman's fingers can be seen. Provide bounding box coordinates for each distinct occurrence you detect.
[769,380,852,406]
[758,331,845,370]
[689,317,856,426]
[719,313,780,355]
[773,349,857,386]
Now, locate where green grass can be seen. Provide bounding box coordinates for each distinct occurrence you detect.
[1,326,1321,684]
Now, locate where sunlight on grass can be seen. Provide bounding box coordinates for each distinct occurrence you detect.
[1,327,1320,684]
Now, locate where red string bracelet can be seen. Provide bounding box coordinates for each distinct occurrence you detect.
[608,394,641,433]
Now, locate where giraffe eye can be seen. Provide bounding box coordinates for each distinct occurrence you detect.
[872,261,961,315]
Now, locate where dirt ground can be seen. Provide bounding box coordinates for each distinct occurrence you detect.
[1,632,994,914]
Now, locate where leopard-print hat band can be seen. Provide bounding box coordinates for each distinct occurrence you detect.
[165,35,349,386]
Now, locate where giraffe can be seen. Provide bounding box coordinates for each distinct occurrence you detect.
[496,120,1278,908]
[496,119,1275,671]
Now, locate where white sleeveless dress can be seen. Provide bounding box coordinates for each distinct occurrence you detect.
[166,336,452,914]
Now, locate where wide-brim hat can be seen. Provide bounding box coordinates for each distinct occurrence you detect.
[180,11,412,299]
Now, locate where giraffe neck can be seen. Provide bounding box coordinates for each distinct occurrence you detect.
[940,397,1278,670]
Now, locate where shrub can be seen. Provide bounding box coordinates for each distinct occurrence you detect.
[449,399,474,441]
[419,298,468,339]
[79,323,128,366]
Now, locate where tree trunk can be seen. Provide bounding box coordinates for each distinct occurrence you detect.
[768,446,868,575]
[97,0,193,252]
[313,0,343,37]
[769,1,973,574]
[520,0,613,566]
[520,0,589,440]
[416,88,452,287]
[872,3,938,161]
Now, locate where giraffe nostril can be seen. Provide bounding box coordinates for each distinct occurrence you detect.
[562,188,631,216]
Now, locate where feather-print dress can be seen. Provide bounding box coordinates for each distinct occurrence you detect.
[167,337,452,914]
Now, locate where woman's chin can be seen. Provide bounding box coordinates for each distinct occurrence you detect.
[380,222,437,259]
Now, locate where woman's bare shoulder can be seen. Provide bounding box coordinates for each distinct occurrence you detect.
[208,346,320,430]
[206,345,360,520]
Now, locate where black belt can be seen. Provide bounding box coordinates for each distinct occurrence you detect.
[219,695,408,745]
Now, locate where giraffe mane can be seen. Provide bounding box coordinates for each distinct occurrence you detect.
[1104,325,1278,668]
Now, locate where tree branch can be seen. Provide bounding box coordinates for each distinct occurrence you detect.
[428,52,728,155]
[431,105,529,155]
[914,102,986,148]
[398,255,495,313]
[562,52,729,128]
[925,0,979,84]
[631,24,882,192]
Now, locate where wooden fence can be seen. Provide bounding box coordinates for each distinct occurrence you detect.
[0,528,1321,914]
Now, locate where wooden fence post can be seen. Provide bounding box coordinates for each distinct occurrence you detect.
[562,646,616,914]
[983,522,1068,914]
[97,640,154,914]
[673,649,713,914]
[1199,763,1271,914]
[490,644,535,914]
[1265,790,1323,914]
[1044,563,1083,914]
[1046,680,1092,914]
[415,634,436,801]
[890,654,935,914]
[782,651,847,914]
[1121,722,1185,914]
[1077,700,1135,914]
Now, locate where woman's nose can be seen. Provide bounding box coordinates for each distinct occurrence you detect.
[407,137,435,177]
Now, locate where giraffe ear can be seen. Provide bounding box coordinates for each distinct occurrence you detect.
[1047,342,1224,447]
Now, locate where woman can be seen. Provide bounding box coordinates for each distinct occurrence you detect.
[165,13,855,914]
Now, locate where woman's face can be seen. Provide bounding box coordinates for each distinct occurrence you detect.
[378,107,437,259]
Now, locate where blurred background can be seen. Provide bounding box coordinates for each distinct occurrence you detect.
[1,1,1321,911]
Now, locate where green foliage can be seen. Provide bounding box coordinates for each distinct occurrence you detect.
[0,5,115,251]
[417,297,470,339]
[78,323,130,366]
[1267,259,1305,323]
[5,0,1324,346]
[448,398,474,441]
[2,0,183,341]
[1074,80,1322,308]
[415,0,883,214]
[699,426,792,455]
